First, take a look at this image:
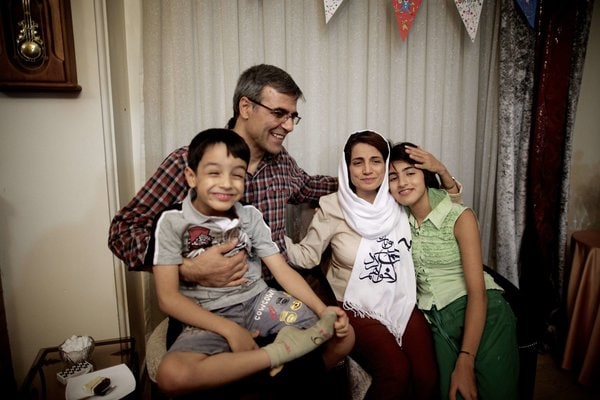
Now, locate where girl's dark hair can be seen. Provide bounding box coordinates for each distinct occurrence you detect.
[389,142,441,189]
[344,130,390,193]
[187,129,250,171]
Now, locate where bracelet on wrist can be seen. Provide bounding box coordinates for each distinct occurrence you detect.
[459,350,475,358]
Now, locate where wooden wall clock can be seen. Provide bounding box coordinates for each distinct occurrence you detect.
[0,0,81,92]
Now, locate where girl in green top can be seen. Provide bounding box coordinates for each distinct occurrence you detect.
[388,142,519,400]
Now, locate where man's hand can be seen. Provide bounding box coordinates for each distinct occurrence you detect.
[179,240,248,287]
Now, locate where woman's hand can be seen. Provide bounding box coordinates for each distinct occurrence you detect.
[404,145,458,193]
[322,306,351,338]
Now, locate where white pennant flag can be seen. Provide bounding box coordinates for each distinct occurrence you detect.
[324,0,345,24]
[454,0,484,42]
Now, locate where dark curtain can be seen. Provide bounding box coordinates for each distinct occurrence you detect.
[519,0,595,358]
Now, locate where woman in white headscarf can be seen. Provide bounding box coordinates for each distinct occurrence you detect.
[286,130,462,399]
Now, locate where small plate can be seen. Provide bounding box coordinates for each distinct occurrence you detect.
[65,363,135,400]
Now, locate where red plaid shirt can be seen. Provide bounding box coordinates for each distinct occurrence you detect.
[108,146,338,271]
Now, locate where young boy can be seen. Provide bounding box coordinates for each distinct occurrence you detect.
[150,128,354,396]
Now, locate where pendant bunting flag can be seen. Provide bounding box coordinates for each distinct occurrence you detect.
[324,0,345,24]
[392,0,423,42]
[323,0,508,43]
[515,0,537,28]
[454,0,484,42]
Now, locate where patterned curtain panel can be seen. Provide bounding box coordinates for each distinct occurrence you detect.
[496,0,537,287]
[497,0,595,350]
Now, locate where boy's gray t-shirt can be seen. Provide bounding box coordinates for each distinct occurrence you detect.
[152,191,279,310]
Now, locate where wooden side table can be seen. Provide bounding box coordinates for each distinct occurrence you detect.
[561,229,600,385]
[19,336,139,400]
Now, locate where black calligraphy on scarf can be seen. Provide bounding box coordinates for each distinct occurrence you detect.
[359,236,412,284]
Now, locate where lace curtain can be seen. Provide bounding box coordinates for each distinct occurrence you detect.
[142,0,501,262]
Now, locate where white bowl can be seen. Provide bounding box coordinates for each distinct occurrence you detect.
[59,335,95,364]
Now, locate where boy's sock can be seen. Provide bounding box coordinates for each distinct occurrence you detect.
[263,311,336,374]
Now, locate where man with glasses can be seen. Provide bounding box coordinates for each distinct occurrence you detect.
[108,64,343,398]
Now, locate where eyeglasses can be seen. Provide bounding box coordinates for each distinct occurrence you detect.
[246,98,301,125]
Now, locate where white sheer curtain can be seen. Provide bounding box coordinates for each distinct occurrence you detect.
[141,0,500,258]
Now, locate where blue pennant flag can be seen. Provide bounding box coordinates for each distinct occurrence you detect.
[515,0,537,28]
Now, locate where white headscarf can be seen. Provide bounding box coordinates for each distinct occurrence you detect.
[339,130,416,345]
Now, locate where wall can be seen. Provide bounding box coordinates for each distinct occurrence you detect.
[0,1,125,384]
[568,3,600,233]
[105,0,151,365]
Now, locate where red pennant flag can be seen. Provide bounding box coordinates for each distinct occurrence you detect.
[392,0,423,41]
